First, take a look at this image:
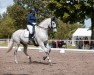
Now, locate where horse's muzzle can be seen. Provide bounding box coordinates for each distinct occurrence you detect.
[53,29,57,33]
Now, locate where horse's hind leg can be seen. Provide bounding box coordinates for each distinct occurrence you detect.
[22,44,32,63]
[14,43,20,64]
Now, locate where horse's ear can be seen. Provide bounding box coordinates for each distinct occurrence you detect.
[52,17,56,22]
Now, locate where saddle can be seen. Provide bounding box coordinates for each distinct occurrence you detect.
[24,29,39,46]
[24,29,29,38]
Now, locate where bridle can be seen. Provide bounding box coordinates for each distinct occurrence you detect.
[38,25,48,30]
[51,17,56,30]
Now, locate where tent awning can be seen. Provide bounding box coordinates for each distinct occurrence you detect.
[73,28,91,37]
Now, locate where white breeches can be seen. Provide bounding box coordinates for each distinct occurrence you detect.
[27,25,33,34]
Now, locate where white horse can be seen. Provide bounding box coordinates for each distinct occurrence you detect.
[7,17,57,64]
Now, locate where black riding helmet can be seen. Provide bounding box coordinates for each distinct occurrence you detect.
[30,8,36,13]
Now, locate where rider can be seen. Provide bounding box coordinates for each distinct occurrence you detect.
[26,8,36,41]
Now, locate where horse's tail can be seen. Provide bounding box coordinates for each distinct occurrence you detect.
[7,37,14,53]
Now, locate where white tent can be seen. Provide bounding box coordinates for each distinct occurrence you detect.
[72,28,91,46]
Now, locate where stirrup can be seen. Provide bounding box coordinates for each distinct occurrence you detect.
[28,40,31,44]
[28,37,34,44]
[32,38,39,46]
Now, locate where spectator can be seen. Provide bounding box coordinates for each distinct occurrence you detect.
[76,36,79,49]
[79,38,83,49]
[83,37,89,49]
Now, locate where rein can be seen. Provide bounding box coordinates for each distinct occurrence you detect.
[38,26,48,30]
[38,17,56,30]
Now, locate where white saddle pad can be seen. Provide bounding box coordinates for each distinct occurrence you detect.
[24,29,29,38]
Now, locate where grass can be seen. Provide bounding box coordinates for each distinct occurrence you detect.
[67,45,76,49]
[0,42,77,49]
[0,43,8,46]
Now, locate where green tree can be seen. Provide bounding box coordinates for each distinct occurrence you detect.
[0,16,15,38]
[56,19,84,39]
[48,0,94,46]
[7,4,27,29]
[0,14,2,20]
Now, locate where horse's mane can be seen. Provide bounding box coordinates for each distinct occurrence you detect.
[38,18,51,26]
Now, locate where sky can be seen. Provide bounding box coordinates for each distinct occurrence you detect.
[84,19,91,28]
[0,0,91,28]
[0,0,13,14]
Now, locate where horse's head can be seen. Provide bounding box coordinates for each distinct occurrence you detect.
[38,17,57,32]
[50,17,57,33]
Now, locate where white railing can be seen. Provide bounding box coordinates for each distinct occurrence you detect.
[49,40,93,50]
[0,39,94,50]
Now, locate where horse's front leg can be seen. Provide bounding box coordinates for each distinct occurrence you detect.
[43,51,52,65]
[45,51,52,65]
[39,42,52,64]
[46,43,51,54]
[43,43,51,60]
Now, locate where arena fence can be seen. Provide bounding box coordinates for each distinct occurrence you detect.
[49,39,91,49]
[0,39,94,53]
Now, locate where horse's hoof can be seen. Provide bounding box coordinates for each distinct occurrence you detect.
[15,62,18,64]
[49,49,51,54]
[49,63,53,66]
[15,60,18,64]
[28,60,32,64]
[48,60,52,66]
[43,56,47,60]
[29,57,32,64]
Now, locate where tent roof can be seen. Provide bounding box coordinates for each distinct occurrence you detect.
[73,28,91,36]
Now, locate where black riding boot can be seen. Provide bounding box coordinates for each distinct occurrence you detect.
[28,34,34,44]
[29,34,33,40]
[28,34,38,46]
